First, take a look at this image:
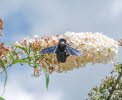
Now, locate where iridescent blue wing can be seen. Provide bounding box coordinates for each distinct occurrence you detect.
[66,46,82,56]
[40,45,57,54]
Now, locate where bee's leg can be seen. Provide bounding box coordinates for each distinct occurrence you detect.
[66,53,70,57]
[65,50,70,57]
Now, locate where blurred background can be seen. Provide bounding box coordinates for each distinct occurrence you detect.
[0,0,122,100]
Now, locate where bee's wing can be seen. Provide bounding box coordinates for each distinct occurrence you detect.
[66,46,82,56]
[40,45,57,54]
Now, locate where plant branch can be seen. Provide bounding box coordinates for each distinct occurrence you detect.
[107,69,122,100]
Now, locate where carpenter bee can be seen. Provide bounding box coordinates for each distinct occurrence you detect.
[40,38,81,63]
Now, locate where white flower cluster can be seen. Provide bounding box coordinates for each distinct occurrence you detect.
[64,32,118,64]
[16,32,119,73]
[56,32,118,72]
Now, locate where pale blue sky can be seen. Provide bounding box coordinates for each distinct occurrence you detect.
[0,0,122,100]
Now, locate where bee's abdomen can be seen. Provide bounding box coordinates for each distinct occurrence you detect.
[56,51,67,63]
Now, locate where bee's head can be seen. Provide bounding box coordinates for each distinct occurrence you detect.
[58,38,67,46]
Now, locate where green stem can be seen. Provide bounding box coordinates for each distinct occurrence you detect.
[0,65,9,74]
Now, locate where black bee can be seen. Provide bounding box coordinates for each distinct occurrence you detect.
[40,38,81,63]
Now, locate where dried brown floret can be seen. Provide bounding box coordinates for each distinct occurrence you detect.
[0,43,10,58]
[0,18,4,30]
[118,39,122,46]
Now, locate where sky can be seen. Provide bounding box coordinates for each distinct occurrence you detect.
[0,0,122,100]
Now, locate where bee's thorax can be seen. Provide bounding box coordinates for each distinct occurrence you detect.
[57,44,66,52]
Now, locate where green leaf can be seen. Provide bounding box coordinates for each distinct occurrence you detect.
[9,52,14,60]
[37,65,49,89]
[13,59,31,64]
[0,58,8,95]
[13,59,37,68]
[11,44,28,54]
[0,97,5,100]
[0,59,5,67]
[44,71,49,89]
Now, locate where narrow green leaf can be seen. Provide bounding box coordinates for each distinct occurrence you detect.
[13,59,37,67]
[9,52,14,60]
[0,97,5,100]
[0,59,4,67]
[37,65,49,89]
[11,44,28,54]
[0,58,8,95]
[44,71,49,89]
[13,59,31,64]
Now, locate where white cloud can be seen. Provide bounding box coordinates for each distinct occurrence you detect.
[0,70,63,100]
[0,0,25,17]
[0,0,70,36]
[4,85,62,100]
[5,88,34,100]
[40,92,62,100]
[111,0,122,17]
[4,84,62,100]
